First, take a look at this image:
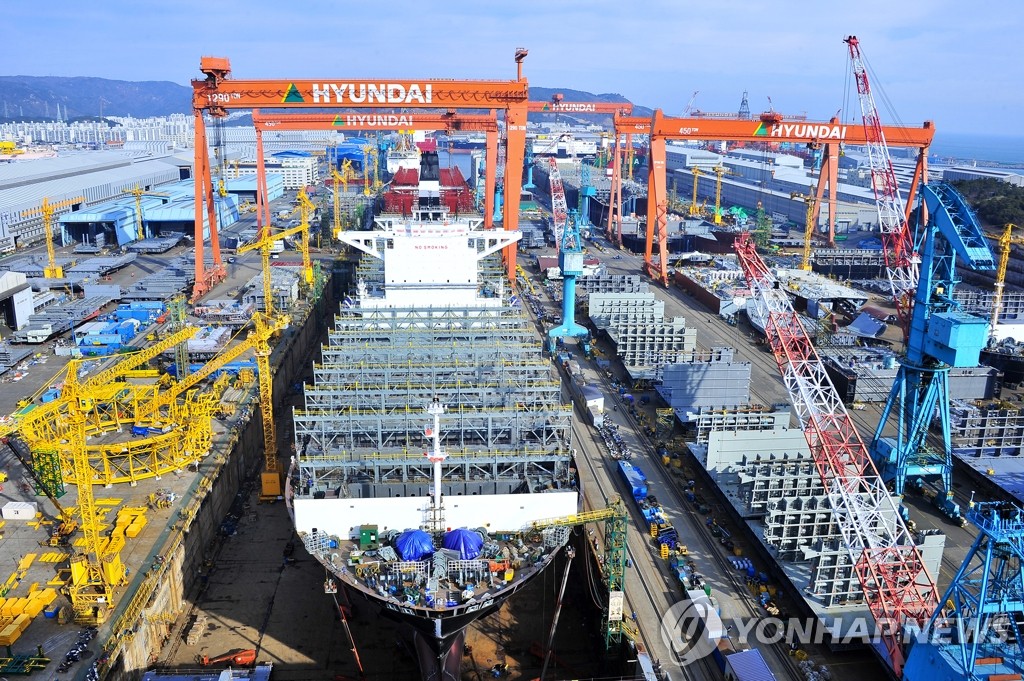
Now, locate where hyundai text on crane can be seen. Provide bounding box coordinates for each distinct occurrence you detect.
[311,83,433,104]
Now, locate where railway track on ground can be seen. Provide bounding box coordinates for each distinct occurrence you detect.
[572,422,719,681]
[573,396,809,681]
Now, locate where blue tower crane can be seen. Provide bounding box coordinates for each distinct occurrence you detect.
[523,144,536,190]
[868,183,995,525]
[547,213,591,355]
[903,500,1024,681]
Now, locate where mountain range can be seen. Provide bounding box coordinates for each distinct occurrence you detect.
[0,77,651,122]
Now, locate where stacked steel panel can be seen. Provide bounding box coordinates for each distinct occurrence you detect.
[657,349,751,420]
[698,427,945,612]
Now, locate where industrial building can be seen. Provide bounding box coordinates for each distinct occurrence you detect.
[224,151,320,190]
[0,152,184,251]
[941,165,1024,187]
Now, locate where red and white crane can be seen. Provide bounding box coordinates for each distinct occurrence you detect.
[733,232,938,676]
[548,157,569,252]
[845,35,919,329]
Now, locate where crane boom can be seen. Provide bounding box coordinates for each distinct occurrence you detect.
[83,327,198,390]
[991,223,1023,332]
[21,196,84,278]
[136,314,288,418]
[548,158,569,251]
[845,35,919,331]
[733,232,938,676]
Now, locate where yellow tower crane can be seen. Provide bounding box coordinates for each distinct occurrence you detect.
[688,167,704,217]
[237,189,316,316]
[711,165,736,226]
[361,145,375,196]
[122,184,170,240]
[20,196,85,278]
[529,499,629,647]
[792,186,819,271]
[13,325,199,456]
[330,160,355,238]
[133,313,289,501]
[61,361,127,623]
[992,223,1024,333]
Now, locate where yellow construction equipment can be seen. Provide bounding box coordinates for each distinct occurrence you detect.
[792,186,818,271]
[330,160,355,238]
[992,223,1024,333]
[360,145,380,195]
[122,184,170,240]
[132,313,289,502]
[515,264,536,296]
[688,167,704,217]
[237,189,315,314]
[20,196,85,278]
[711,165,736,226]
[15,326,198,434]
[251,312,289,502]
[60,360,125,623]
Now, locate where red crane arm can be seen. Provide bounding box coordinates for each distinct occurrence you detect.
[734,232,938,676]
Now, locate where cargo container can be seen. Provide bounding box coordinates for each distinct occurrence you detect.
[618,460,648,503]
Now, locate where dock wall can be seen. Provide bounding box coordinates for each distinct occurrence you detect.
[99,265,345,680]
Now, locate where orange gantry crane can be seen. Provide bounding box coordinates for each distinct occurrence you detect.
[251,110,501,228]
[609,110,935,286]
[528,93,632,116]
[191,50,530,297]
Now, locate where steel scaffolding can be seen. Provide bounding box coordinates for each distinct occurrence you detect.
[293,260,575,498]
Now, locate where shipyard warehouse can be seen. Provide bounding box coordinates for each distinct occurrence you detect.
[0,40,1022,681]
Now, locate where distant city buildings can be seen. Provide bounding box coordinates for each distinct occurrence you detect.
[0,113,193,147]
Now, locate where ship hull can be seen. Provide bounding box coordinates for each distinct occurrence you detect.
[330,545,560,680]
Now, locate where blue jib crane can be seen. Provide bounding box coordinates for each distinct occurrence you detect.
[903,500,1024,681]
[868,183,996,525]
[547,213,591,355]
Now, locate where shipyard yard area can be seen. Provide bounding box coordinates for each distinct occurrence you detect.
[0,41,1023,681]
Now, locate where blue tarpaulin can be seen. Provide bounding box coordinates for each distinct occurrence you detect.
[395,529,435,561]
[442,529,484,560]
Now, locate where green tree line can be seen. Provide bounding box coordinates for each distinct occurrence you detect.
[951,178,1024,227]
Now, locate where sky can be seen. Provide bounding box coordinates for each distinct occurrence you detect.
[5,0,1022,136]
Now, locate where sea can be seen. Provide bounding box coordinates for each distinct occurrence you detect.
[929,132,1024,169]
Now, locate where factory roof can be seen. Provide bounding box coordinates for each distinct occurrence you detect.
[0,153,184,225]
[954,454,1024,506]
